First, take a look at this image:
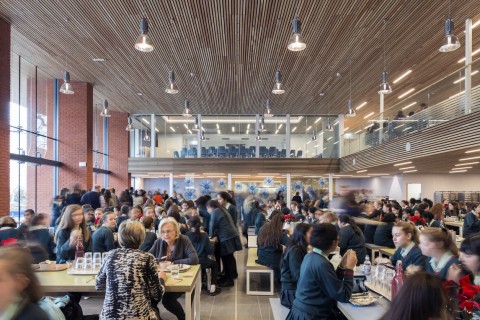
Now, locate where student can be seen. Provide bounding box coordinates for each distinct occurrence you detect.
[390,221,425,271]
[128,206,141,221]
[54,204,92,264]
[424,211,441,228]
[217,191,238,226]
[420,228,459,280]
[374,213,396,248]
[257,214,290,284]
[286,224,357,320]
[306,207,318,224]
[0,247,49,320]
[18,209,35,238]
[338,215,367,265]
[117,205,130,229]
[280,223,312,309]
[140,216,157,252]
[463,203,480,237]
[429,203,444,227]
[0,217,24,243]
[186,216,221,296]
[92,212,117,253]
[294,206,307,222]
[448,234,480,285]
[144,206,160,232]
[27,214,56,262]
[291,192,302,204]
[254,205,267,235]
[379,273,449,320]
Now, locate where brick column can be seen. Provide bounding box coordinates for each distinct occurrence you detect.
[0,19,10,216]
[58,82,93,192]
[107,110,130,190]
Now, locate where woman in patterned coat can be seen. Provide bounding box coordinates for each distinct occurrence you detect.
[96,220,167,320]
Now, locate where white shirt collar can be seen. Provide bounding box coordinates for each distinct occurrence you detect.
[429,251,454,272]
[401,242,415,258]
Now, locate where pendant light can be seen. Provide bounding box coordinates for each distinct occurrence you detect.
[325,118,333,131]
[272,70,285,94]
[59,71,74,94]
[134,17,154,52]
[346,59,356,117]
[256,130,262,141]
[311,130,317,141]
[260,115,266,132]
[287,17,306,51]
[192,116,200,131]
[200,131,206,141]
[264,98,273,117]
[99,99,111,117]
[439,0,460,52]
[182,100,192,117]
[378,19,392,94]
[144,131,150,141]
[126,116,134,131]
[165,70,179,94]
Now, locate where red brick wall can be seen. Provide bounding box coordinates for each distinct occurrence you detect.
[107,110,129,190]
[58,82,93,192]
[0,19,10,216]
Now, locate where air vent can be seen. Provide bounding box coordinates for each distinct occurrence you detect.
[241,138,249,140]
[222,138,230,140]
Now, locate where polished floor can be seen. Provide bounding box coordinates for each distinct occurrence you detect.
[80,248,278,320]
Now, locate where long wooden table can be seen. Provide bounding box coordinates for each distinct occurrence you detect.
[444,220,464,237]
[36,265,201,320]
[379,247,396,258]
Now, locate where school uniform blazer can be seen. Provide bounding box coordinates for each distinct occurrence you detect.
[338,225,367,264]
[373,223,395,248]
[280,244,308,290]
[464,212,480,237]
[425,255,459,280]
[390,245,426,271]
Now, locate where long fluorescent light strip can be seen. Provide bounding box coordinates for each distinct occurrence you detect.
[399,166,415,170]
[453,70,479,84]
[344,127,349,131]
[460,156,480,161]
[170,126,176,132]
[354,130,362,134]
[355,102,367,110]
[450,170,467,173]
[454,162,479,166]
[292,127,297,132]
[402,102,417,110]
[314,117,322,123]
[451,166,472,170]
[402,170,418,173]
[364,112,374,119]
[394,161,412,166]
[142,118,150,125]
[458,48,480,63]
[398,88,415,99]
[393,70,412,84]
[357,170,367,173]
[465,148,480,154]
[306,126,312,131]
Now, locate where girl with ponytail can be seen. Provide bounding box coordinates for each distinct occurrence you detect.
[338,215,367,265]
[390,221,426,271]
[419,227,459,280]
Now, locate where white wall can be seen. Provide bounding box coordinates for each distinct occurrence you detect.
[336,175,404,200]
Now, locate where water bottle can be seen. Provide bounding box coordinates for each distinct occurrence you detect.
[363,255,372,276]
[391,260,404,300]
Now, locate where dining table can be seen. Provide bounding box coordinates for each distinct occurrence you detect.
[36,264,202,320]
[444,220,464,237]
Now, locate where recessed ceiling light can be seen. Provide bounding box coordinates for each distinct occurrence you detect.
[402,102,417,110]
[393,70,412,84]
[142,118,149,125]
[292,127,297,132]
[450,170,467,173]
[402,170,418,173]
[399,166,415,170]
[306,126,312,131]
[454,162,479,166]
[451,166,472,170]
[459,156,480,161]
[364,124,374,129]
[354,130,362,134]
[449,91,465,99]
[93,58,107,62]
[137,92,143,95]
[458,48,480,63]
[364,112,374,119]
[368,173,389,176]
[155,128,159,132]
[357,170,367,173]
[327,137,332,141]
[356,102,367,110]
[394,161,412,166]
[344,127,349,131]
[170,126,176,132]
[453,70,479,84]
[465,148,480,154]
[398,88,415,99]
[314,117,322,123]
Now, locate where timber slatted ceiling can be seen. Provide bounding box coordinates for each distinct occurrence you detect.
[128,158,340,175]
[1,0,480,132]
[341,110,480,174]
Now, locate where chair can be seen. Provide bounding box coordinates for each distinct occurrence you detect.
[180,148,187,158]
[217,146,227,158]
[279,149,286,158]
[173,151,180,158]
[239,146,247,158]
[208,146,217,157]
[249,146,256,158]
[259,146,268,158]
[188,147,197,158]
[227,146,235,158]
[268,147,277,157]
[296,150,303,158]
[201,147,207,158]
[290,150,296,157]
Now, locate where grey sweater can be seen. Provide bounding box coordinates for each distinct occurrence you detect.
[148,234,199,265]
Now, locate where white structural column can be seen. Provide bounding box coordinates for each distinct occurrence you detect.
[150,114,156,158]
[328,173,333,200]
[379,93,384,143]
[337,114,344,158]
[286,173,291,208]
[197,115,202,158]
[465,18,473,114]
[227,173,232,190]
[169,173,174,196]
[286,114,291,158]
[255,114,260,158]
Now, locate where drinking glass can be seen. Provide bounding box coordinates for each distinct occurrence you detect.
[379,266,387,292]
[75,257,85,270]
[170,265,180,280]
[93,262,102,271]
[102,252,109,263]
[84,258,93,271]
[84,252,92,260]
[93,252,101,261]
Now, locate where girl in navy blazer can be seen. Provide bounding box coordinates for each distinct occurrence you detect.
[419,227,459,280]
[390,221,426,271]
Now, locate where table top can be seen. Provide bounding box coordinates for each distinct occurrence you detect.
[444,221,463,227]
[379,248,396,257]
[36,265,200,293]
[337,296,389,320]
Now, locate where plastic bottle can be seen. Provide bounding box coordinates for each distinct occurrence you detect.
[391,260,404,300]
[363,255,372,275]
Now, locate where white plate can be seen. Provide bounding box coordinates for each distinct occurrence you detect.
[349,294,381,306]
[166,264,191,272]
